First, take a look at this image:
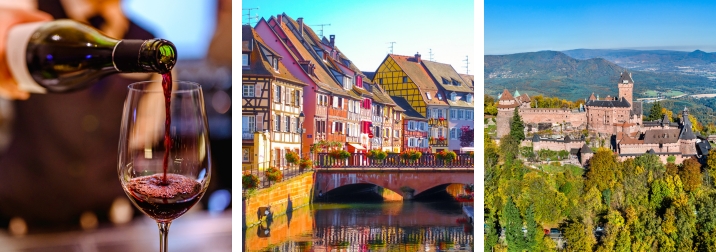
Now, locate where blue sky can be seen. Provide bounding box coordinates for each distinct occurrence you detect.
[485,0,716,55]
[242,0,475,75]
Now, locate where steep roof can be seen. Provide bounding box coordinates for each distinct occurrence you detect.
[643,129,681,144]
[580,144,593,153]
[585,96,631,108]
[498,89,514,101]
[278,14,351,97]
[421,60,473,93]
[619,71,634,84]
[242,25,304,85]
[391,96,424,119]
[388,54,448,106]
[589,93,596,101]
[497,89,519,109]
[362,71,376,80]
[631,101,643,117]
[459,74,474,89]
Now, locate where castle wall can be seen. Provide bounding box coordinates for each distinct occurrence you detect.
[496,107,515,138]
[522,139,585,152]
[520,109,587,129]
[586,106,632,135]
[619,142,680,155]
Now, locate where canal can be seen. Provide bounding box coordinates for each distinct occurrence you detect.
[244,184,473,251]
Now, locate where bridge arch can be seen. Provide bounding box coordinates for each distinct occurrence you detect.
[314,169,473,200]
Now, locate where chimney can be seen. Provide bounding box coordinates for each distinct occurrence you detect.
[330,35,335,48]
[276,14,282,24]
[414,52,421,63]
[297,17,304,39]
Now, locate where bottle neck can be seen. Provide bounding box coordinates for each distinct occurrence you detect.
[112,39,177,74]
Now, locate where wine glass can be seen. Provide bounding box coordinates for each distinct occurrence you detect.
[118,80,211,252]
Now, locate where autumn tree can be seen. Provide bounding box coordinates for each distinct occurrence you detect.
[586,148,618,191]
[695,192,716,251]
[680,157,702,192]
[510,108,525,141]
[563,218,596,252]
[499,135,520,162]
[485,131,500,168]
[707,148,716,185]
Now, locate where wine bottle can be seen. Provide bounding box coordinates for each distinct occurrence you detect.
[6,19,177,93]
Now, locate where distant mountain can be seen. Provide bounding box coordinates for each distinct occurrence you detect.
[562,49,716,74]
[485,51,713,101]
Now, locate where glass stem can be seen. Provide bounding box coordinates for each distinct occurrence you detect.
[158,221,171,252]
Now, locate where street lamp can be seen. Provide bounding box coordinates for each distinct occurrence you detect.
[299,112,305,158]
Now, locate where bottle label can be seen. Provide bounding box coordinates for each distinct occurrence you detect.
[6,21,48,94]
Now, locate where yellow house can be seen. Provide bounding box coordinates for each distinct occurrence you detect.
[373,53,450,152]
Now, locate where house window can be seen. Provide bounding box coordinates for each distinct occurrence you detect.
[466,109,473,120]
[243,85,254,97]
[295,91,301,107]
[426,92,432,100]
[242,115,255,134]
[458,110,464,120]
[394,130,399,138]
[285,116,291,132]
[466,94,473,103]
[274,85,281,102]
[450,109,457,120]
[379,78,383,85]
[450,128,457,139]
[242,54,249,67]
[408,121,415,131]
[450,92,457,101]
[432,108,438,118]
[452,79,459,86]
[421,122,428,131]
[274,115,280,131]
[272,58,279,71]
[437,109,443,119]
[243,148,250,162]
[442,78,449,84]
[437,93,442,100]
[438,128,444,138]
[402,76,408,83]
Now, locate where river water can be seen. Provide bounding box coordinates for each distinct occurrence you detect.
[243,185,474,251]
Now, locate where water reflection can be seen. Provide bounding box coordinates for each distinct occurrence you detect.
[244,201,473,251]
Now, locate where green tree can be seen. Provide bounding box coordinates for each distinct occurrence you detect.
[503,197,525,251]
[680,157,702,192]
[524,205,538,250]
[485,131,500,168]
[647,101,663,121]
[695,192,716,251]
[485,209,500,251]
[510,108,525,141]
[499,135,520,162]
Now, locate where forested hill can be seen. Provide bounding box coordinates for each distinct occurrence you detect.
[485,51,712,101]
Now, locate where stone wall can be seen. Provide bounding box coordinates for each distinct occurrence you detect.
[619,142,680,155]
[496,107,514,138]
[528,140,586,152]
[520,109,587,129]
[243,172,314,228]
[586,106,631,135]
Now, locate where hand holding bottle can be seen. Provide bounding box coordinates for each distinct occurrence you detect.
[0,8,52,100]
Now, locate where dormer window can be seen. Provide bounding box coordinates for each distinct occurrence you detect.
[437,93,442,100]
[452,79,460,86]
[272,58,279,71]
[466,94,473,103]
[450,92,457,101]
[442,78,449,84]
[426,92,432,100]
[242,54,249,67]
[623,80,629,84]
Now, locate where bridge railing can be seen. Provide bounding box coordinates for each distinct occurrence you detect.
[314,153,474,168]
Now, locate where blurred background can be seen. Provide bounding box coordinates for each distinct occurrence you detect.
[0,0,231,250]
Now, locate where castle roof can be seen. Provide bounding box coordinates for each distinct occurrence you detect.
[498,89,514,101]
[630,101,642,117]
[643,129,681,144]
[589,93,596,101]
[619,71,634,84]
[580,143,592,154]
[585,96,631,108]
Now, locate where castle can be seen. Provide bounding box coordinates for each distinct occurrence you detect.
[495,71,710,165]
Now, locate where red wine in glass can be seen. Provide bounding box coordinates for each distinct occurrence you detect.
[126,173,204,221]
[161,72,172,184]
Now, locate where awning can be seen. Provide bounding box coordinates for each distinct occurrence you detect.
[348,143,365,150]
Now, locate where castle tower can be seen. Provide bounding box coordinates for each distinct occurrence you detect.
[496,89,519,138]
[618,71,634,105]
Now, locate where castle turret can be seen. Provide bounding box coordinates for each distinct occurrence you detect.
[618,70,634,105]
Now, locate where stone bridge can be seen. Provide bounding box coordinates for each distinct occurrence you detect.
[313,168,473,200]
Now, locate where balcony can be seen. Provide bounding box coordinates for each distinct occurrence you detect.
[315,153,474,168]
[428,118,448,127]
[429,138,449,147]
